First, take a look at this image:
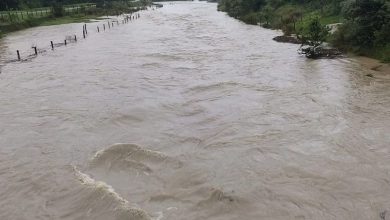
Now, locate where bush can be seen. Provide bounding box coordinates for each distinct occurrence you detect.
[298,17,329,46]
[241,12,260,25]
[379,44,390,63]
[52,3,64,17]
[282,24,294,35]
[331,21,358,50]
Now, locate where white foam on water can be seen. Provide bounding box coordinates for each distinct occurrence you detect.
[92,143,168,162]
[72,165,151,220]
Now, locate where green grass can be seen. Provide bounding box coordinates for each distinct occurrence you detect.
[360,45,390,63]
[0,4,97,23]
[38,15,102,26]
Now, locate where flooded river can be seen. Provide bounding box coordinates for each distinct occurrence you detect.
[1,2,390,220]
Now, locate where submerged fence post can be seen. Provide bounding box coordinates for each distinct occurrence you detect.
[74,35,77,42]
[51,41,54,50]
[83,28,86,39]
[85,24,88,35]
[64,39,67,46]
[103,24,105,31]
[33,47,37,55]
[108,21,111,29]
[97,26,100,32]
[17,50,21,61]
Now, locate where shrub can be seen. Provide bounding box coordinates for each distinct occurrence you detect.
[298,17,329,46]
[52,3,64,17]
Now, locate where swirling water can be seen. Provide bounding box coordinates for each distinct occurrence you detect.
[0,2,390,220]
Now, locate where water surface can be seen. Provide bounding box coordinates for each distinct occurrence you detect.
[1,2,390,220]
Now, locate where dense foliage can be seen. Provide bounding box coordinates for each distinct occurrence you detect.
[218,0,390,61]
[332,0,390,60]
[1,0,85,10]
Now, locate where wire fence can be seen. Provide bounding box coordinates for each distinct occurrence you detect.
[4,5,162,64]
[0,4,97,23]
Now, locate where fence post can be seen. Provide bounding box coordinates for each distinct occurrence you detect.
[33,47,37,55]
[64,39,67,46]
[103,24,105,31]
[74,35,77,42]
[108,21,110,29]
[17,50,21,61]
[51,41,54,50]
[85,24,87,35]
[97,26,99,32]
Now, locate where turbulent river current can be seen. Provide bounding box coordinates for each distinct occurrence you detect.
[1,2,390,220]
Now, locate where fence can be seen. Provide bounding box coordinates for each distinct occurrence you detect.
[8,5,161,63]
[0,4,96,23]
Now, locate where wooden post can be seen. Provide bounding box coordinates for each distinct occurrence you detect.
[74,35,77,42]
[108,21,110,29]
[103,24,105,31]
[17,50,21,61]
[83,28,85,38]
[84,24,88,35]
[51,41,54,50]
[97,26,100,32]
[33,47,37,55]
[64,39,67,46]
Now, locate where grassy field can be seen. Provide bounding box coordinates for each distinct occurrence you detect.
[0,3,96,23]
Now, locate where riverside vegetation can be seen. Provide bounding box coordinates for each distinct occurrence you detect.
[0,0,151,37]
[218,0,390,62]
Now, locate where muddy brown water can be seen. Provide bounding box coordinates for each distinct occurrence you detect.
[1,2,390,220]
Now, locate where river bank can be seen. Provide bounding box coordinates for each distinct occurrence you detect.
[217,0,390,63]
[0,15,102,37]
[356,56,390,78]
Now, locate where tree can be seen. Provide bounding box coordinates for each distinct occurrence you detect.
[298,17,330,46]
[51,0,64,17]
[341,0,388,47]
